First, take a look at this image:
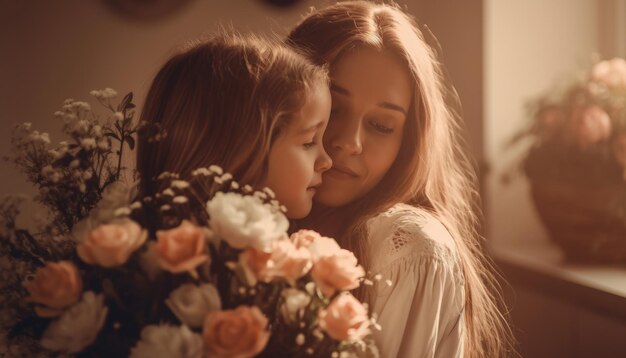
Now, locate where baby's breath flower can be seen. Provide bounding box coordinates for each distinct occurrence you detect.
[63,98,75,105]
[209,165,223,175]
[97,138,110,151]
[70,159,80,169]
[112,112,124,121]
[80,138,96,150]
[162,188,175,196]
[78,183,87,193]
[171,180,189,189]
[191,168,210,176]
[173,196,188,204]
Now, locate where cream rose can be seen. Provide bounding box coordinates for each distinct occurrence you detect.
[130,324,203,358]
[202,306,270,357]
[41,291,108,353]
[207,192,288,252]
[280,288,311,324]
[239,238,312,286]
[166,283,222,328]
[77,219,147,267]
[311,249,365,297]
[24,261,82,317]
[154,220,210,277]
[318,293,370,341]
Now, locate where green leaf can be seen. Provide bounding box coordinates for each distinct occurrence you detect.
[117,92,133,112]
[125,135,135,150]
[105,132,120,141]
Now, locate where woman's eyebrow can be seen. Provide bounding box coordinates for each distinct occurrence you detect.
[331,83,407,116]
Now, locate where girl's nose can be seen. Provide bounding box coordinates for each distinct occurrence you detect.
[316,146,332,172]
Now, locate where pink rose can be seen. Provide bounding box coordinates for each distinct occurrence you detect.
[592,58,626,90]
[202,306,270,357]
[24,261,82,317]
[318,293,370,341]
[289,229,322,249]
[154,220,210,278]
[77,219,147,267]
[311,248,365,297]
[239,238,312,286]
[571,105,612,148]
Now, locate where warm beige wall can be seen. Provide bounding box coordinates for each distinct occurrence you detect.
[0,0,319,201]
[484,0,600,247]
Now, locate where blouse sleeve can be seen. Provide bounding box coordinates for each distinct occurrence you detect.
[368,207,465,358]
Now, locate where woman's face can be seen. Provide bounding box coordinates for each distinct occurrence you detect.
[314,46,413,207]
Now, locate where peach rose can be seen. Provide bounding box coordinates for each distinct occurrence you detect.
[239,238,312,286]
[289,229,322,249]
[311,248,365,297]
[592,58,626,90]
[202,306,270,357]
[318,293,370,341]
[24,261,82,317]
[154,220,210,278]
[77,219,147,267]
[571,105,612,148]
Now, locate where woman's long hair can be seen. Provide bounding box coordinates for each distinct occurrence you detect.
[137,32,328,198]
[288,2,514,356]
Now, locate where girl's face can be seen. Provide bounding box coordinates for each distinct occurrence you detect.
[314,47,412,207]
[263,84,333,218]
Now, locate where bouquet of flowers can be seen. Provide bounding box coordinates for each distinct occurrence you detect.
[1,90,380,357]
[506,57,626,262]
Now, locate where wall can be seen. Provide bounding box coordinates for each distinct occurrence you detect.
[0,0,318,226]
[484,0,600,248]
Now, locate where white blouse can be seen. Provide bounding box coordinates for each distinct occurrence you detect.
[366,203,465,358]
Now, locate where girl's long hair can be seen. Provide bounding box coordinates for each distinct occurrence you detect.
[288,2,514,356]
[137,32,328,199]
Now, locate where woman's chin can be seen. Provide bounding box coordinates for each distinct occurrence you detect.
[313,186,354,207]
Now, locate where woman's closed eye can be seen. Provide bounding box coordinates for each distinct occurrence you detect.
[369,120,394,134]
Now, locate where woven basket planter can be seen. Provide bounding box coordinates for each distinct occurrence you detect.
[530,179,626,263]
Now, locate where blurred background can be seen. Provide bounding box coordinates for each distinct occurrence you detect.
[1,1,625,356]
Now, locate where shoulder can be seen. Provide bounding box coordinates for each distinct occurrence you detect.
[366,203,459,272]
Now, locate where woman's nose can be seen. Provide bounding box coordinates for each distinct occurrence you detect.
[328,119,363,155]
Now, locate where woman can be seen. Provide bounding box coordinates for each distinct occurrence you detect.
[288,1,513,357]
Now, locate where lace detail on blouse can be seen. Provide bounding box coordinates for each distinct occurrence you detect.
[367,203,461,278]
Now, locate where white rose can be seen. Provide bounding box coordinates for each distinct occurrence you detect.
[166,283,221,328]
[207,192,288,252]
[280,288,311,324]
[41,291,108,353]
[130,324,203,358]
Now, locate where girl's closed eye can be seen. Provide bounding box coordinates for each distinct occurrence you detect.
[303,139,317,149]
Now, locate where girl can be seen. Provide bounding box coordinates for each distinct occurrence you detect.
[288,1,514,357]
[136,33,332,219]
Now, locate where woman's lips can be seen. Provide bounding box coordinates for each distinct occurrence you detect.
[325,166,359,180]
